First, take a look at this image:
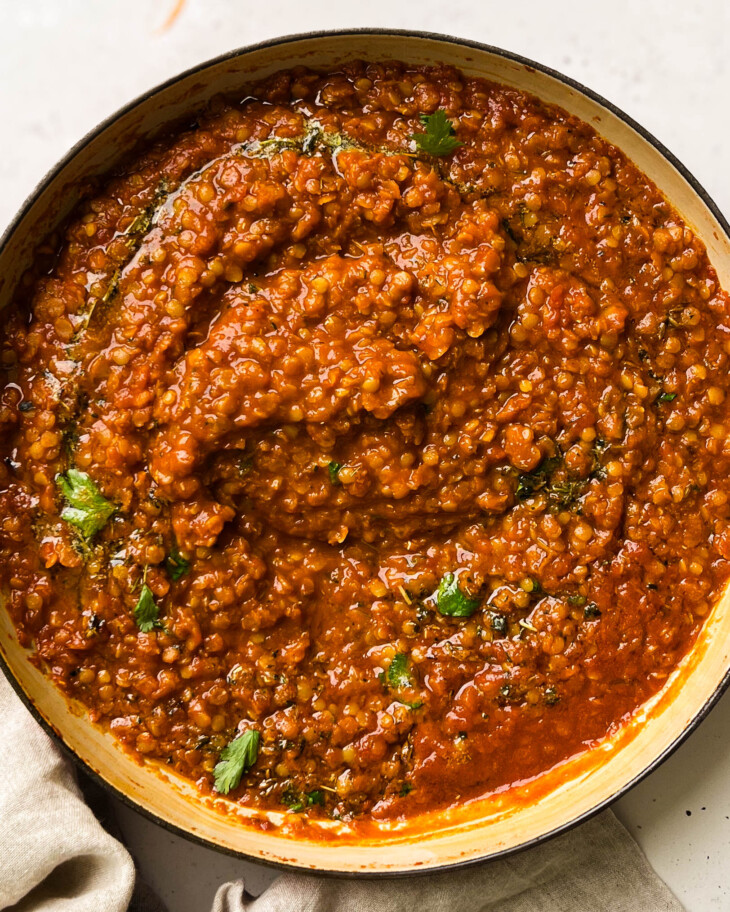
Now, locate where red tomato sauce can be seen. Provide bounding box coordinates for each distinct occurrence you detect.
[1,62,729,827]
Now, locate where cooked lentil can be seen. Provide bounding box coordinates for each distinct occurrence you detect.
[1,61,729,827]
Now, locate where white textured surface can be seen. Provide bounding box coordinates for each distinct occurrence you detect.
[1,2,728,910]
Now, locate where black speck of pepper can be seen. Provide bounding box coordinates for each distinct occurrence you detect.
[685,810,692,816]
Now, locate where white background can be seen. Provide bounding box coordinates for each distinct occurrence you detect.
[1,2,728,910]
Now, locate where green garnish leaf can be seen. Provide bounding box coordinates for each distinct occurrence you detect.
[56,469,116,538]
[545,686,560,705]
[282,791,304,812]
[400,782,413,797]
[583,602,601,619]
[18,400,34,412]
[165,539,190,581]
[412,110,463,157]
[213,730,260,794]
[657,392,677,403]
[307,789,325,807]
[435,572,480,617]
[328,461,342,485]
[133,583,160,633]
[387,653,412,689]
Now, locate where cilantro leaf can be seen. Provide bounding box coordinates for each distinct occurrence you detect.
[214,730,260,794]
[56,468,116,538]
[133,583,160,633]
[435,572,480,617]
[411,110,462,157]
[328,461,342,485]
[165,538,190,581]
[387,653,412,689]
[657,392,677,403]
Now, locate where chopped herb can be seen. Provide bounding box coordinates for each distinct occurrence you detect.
[133,583,160,633]
[490,612,508,635]
[647,583,658,591]
[514,455,561,501]
[657,392,677,403]
[399,782,413,797]
[583,602,601,619]
[248,283,259,294]
[328,461,342,485]
[515,452,587,512]
[213,729,260,794]
[387,653,412,689]
[567,594,587,607]
[301,121,324,155]
[399,699,424,710]
[18,400,34,412]
[165,539,190,581]
[435,572,480,617]
[282,787,325,813]
[101,268,121,305]
[545,687,560,705]
[282,791,304,812]
[411,110,463,157]
[548,478,584,510]
[125,206,155,240]
[56,468,116,538]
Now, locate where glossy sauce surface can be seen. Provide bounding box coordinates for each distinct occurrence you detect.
[1,62,730,828]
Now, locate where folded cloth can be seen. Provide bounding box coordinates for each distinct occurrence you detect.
[0,672,135,912]
[0,672,685,912]
[212,809,685,912]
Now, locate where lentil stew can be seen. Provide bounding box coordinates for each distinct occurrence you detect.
[2,60,729,831]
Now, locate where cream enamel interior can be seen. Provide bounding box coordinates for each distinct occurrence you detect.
[1,31,729,873]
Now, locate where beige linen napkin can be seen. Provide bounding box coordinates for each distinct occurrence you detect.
[0,673,135,912]
[0,671,685,912]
